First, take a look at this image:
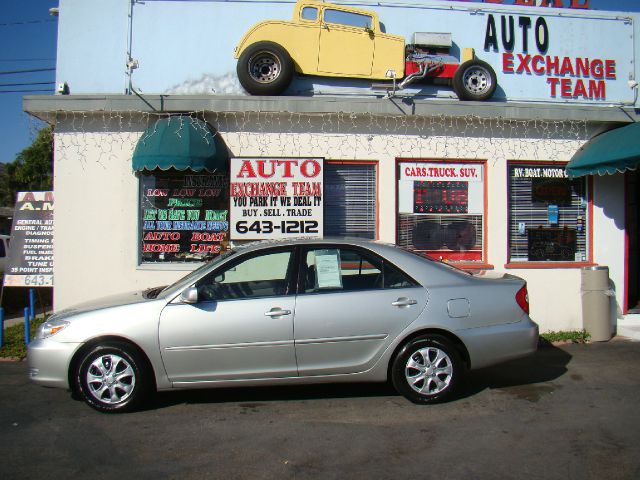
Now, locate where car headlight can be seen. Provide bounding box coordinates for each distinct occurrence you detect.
[36,318,71,339]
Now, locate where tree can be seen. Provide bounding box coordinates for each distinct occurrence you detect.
[0,127,53,206]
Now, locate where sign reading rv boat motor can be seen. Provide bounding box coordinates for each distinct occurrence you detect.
[4,191,54,287]
[484,14,617,100]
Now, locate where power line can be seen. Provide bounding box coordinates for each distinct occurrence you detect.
[0,58,56,63]
[0,81,55,87]
[0,19,57,27]
[0,67,55,75]
[0,89,52,94]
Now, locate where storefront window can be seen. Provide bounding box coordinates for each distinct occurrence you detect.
[508,163,589,263]
[139,171,229,264]
[397,161,485,263]
[324,162,377,239]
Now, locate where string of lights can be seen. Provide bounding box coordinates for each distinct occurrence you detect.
[38,109,590,166]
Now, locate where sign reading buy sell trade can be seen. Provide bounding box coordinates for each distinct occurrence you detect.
[230,158,323,240]
[4,191,54,287]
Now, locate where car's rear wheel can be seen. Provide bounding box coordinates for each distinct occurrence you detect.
[76,342,149,413]
[237,41,294,95]
[452,59,497,101]
[392,335,461,404]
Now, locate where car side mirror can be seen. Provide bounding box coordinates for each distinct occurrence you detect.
[180,287,199,304]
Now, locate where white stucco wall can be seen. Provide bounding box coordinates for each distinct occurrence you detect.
[53,113,625,332]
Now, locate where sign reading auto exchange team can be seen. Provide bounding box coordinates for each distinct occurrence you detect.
[230,157,323,240]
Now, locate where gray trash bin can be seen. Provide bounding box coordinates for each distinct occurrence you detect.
[581,266,612,342]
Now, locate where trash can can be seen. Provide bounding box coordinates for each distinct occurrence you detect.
[581,266,612,342]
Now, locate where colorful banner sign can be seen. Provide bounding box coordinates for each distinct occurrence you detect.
[230,157,323,240]
[140,173,229,262]
[4,191,54,287]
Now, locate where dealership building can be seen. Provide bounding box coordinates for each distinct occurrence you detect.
[24,0,640,334]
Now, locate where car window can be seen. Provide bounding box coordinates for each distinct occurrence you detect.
[301,6,318,21]
[303,248,416,293]
[196,249,293,301]
[0,240,5,258]
[324,9,372,29]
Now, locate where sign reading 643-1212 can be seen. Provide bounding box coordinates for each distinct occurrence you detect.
[230,158,323,240]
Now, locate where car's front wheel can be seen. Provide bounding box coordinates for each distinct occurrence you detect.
[237,41,294,95]
[76,342,149,413]
[392,335,461,404]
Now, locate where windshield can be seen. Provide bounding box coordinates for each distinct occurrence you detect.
[159,248,238,298]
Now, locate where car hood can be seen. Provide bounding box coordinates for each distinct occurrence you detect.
[54,290,155,318]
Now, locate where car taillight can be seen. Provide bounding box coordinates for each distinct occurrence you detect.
[516,285,529,314]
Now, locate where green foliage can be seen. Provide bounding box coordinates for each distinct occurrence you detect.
[0,127,53,206]
[0,317,46,360]
[541,330,591,344]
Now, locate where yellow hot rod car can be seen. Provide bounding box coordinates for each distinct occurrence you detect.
[234,0,497,100]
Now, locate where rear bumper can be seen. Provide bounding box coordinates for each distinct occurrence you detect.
[459,316,539,370]
[27,339,81,389]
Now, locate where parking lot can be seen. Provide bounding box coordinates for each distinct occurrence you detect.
[1,339,639,479]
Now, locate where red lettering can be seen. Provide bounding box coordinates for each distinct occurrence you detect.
[547,77,560,96]
[560,57,575,76]
[575,58,589,77]
[513,0,535,5]
[532,55,545,75]
[237,160,257,178]
[605,60,616,79]
[516,54,532,74]
[561,78,573,97]
[276,159,299,178]
[546,56,559,76]
[589,80,605,99]
[573,79,587,98]
[591,60,604,79]
[503,53,514,73]
[300,159,321,178]
[570,0,589,9]
[256,160,277,178]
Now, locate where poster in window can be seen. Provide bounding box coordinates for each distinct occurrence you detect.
[140,173,229,263]
[398,162,483,215]
[414,181,468,214]
[230,157,323,240]
[527,227,576,261]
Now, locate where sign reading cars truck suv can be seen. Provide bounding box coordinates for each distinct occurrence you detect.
[230,158,323,240]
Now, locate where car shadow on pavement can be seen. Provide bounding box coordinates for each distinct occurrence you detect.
[453,341,573,402]
[148,342,572,410]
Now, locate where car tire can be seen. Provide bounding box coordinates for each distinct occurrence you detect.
[76,342,149,413]
[452,59,497,101]
[392,335,461,404]
[237,41,294,96]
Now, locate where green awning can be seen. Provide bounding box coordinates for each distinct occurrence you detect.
[132,117,228,172]
[566,122,640,178]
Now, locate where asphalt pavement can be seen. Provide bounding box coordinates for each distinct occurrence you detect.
[1,339,639,479]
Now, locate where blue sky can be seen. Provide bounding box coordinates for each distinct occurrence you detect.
[0,0,638,165]
[0,0,57,164]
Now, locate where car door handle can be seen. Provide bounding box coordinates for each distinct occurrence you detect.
[264,308,292,317]
[392,297,417,307]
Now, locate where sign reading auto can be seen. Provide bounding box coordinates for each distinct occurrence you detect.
[484,11,631,102]
[230,158,323,240]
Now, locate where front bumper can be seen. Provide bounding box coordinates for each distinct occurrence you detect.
[28,338,81,389]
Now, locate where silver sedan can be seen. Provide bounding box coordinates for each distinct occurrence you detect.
[28,239,538,412]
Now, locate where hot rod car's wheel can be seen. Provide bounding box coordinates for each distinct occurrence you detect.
[76,342,149,413]
[237,41,294,95]
[392,335,461,404]
[452,59,497,101]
